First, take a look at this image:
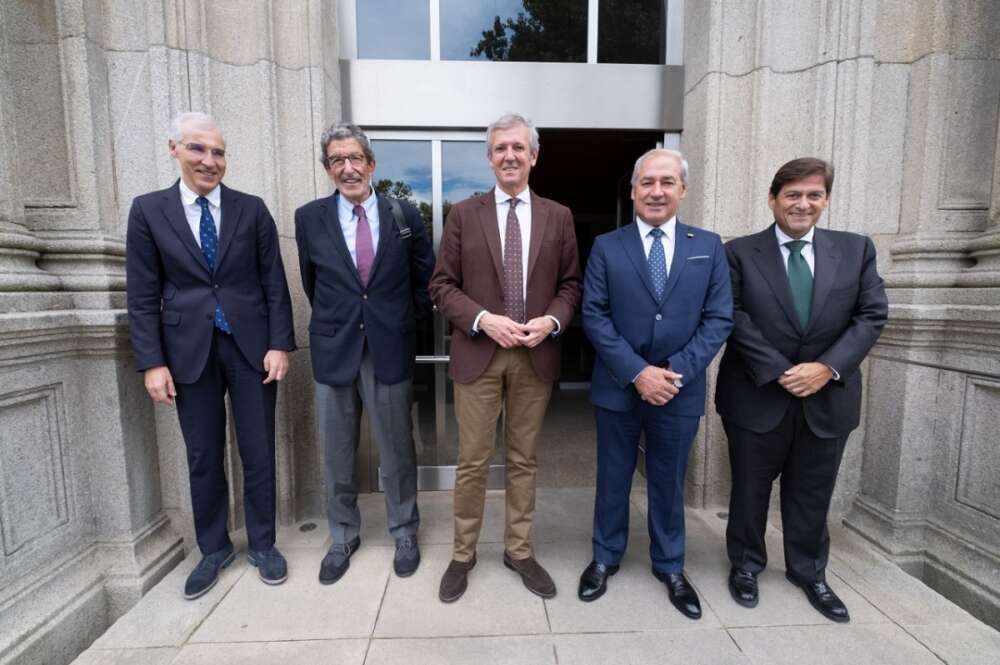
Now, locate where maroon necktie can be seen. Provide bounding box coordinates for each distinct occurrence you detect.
[503,198,525,323]
[354,204,374,285]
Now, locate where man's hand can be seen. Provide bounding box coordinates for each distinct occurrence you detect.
[262,350,289,384]
[778,362,832,398]
[634,365,682,406]
[144,366,176,406]
[513,316,556,348]
[479,312,525,349]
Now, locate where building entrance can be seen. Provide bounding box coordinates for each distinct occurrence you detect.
[356,129,664,491]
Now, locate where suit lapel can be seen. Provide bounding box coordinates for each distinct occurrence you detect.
[478,190,504,287]
[749,224,802,333]
[526,191,546,282]
[161,181,210,274]
[658,220,692,303]
[215,184,243,270]
[366,195,394,284]
[323,193,363,287]
[619,223,659,303]
[806,228,840,333]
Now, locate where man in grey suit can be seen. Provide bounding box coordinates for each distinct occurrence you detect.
[716,157,888,622]
[295,124,435,584]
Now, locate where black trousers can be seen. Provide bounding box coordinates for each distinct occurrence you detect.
[175,330,277,555]
[723,400,847,583]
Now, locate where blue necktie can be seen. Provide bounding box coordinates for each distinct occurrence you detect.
[648,227,667,299]
[196,196,232,334]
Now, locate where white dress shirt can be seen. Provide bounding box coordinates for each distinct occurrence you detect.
[179,179,221,248]
[636,215,677,275]
[337,188,380,268]
[775,224,815,275]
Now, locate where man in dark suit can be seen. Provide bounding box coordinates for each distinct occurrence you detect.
[126,112,295,599]
[716,157,888,623]
[430,113,580,602]
[295,124,434,585]
[578,149,733,619]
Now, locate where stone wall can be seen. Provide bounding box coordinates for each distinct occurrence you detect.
[0,2,338,664]
[682,0,1000,629]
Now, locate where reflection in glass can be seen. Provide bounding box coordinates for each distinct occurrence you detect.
[441,0,586,62]
[370,139,433,241]
[598,0,664,64]
[442,141,494,221]
[357,0,429,59]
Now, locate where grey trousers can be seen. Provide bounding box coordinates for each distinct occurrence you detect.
[315,347,419,544]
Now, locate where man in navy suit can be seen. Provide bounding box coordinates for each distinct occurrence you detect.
[126,112,295,599]
[716,158,887,622]
[578,149,733,619]
[294,124,434,585]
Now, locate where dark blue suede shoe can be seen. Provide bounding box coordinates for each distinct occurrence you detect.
[184,544,236,600]
[248,546,288,585]
[393,535,420,577]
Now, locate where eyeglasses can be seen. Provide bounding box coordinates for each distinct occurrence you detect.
[324,153,367,169]
[181,142,226,159]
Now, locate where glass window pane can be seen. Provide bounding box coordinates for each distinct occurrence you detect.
[442,141,495,221]
[357,0,429,59]
[598,0,664,64]
[440,0,586,62]
[370,139,433,242]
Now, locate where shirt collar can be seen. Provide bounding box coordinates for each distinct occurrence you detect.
[338,188,377,219]
[636,215,676,240]
[494,186,530,207]
[775,223,815,246]
[179,179,221,208]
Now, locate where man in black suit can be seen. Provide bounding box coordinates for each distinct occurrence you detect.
[126,112,295,599]
[716,157,887,622]
[295,124,434,585]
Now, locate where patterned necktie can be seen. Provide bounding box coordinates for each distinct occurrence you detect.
[785,239,813,330]
[648,227,667,299]
[196,196,231,333]
[354,204,375,286]
[503,198,525,323]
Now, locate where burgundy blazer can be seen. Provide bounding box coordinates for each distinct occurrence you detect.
[430,189,581,384]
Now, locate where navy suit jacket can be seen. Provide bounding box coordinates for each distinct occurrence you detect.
[126,181,295,384]
[714,224,888,438]
[295,192,434,386]
[583,220,734,415]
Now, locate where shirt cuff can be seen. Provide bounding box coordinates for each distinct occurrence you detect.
[825,364,841,381]
[472,310,487,334]
[545,314,561,337]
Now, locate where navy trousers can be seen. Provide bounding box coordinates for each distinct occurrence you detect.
[175,330,277,555]
[592,403,700,574]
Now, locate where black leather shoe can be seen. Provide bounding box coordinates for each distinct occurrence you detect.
[728,568,759,608]
[653,569,702,619]
[184,544,235,600]
[786,573,850,623]
[319,536,360,585]
[578,560,619,602]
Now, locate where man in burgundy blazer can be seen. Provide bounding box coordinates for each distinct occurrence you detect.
[430,113,580,602]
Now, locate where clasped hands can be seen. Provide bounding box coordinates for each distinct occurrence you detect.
[143,349,289,406]
[634,365,683,406]
[778,362,832,398]
[479,312,555,349]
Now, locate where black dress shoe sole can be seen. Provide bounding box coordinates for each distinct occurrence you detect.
[785,573,850,623]
[184,550,236,600]
[578,565,619,603]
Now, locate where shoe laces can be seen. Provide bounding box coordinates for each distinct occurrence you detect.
[397,536,416,552]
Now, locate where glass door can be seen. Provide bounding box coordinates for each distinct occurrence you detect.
[365,133,504,491]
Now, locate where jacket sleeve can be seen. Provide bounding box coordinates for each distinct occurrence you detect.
[405,202,435,320]
[255,197,296,351]
[429,205,486,333]
[125,198,167,371]
[543,207,582,332]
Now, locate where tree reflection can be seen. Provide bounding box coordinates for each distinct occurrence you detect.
[470,0,586,62]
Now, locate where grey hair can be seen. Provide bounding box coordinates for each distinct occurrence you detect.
[486,113,540,156]
[630,148,689,186]
[319,123,375,166]
[169,112,220,141]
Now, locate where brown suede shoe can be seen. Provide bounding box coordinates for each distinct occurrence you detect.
[503,551,557,598]
[438,553,477,603]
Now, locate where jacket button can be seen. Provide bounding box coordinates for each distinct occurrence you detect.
[655,314,662,321]
[362,294,368,300]
[213,284,220,289]
[359,323,365,330]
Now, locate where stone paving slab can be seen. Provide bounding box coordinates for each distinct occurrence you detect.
[72,490,1000,665]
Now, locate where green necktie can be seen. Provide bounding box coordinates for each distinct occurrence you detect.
[785,240,812,330]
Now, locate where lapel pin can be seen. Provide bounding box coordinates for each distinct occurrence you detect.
[686,232,694,238]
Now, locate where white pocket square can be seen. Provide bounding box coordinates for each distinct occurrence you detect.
[688,255,710,260]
